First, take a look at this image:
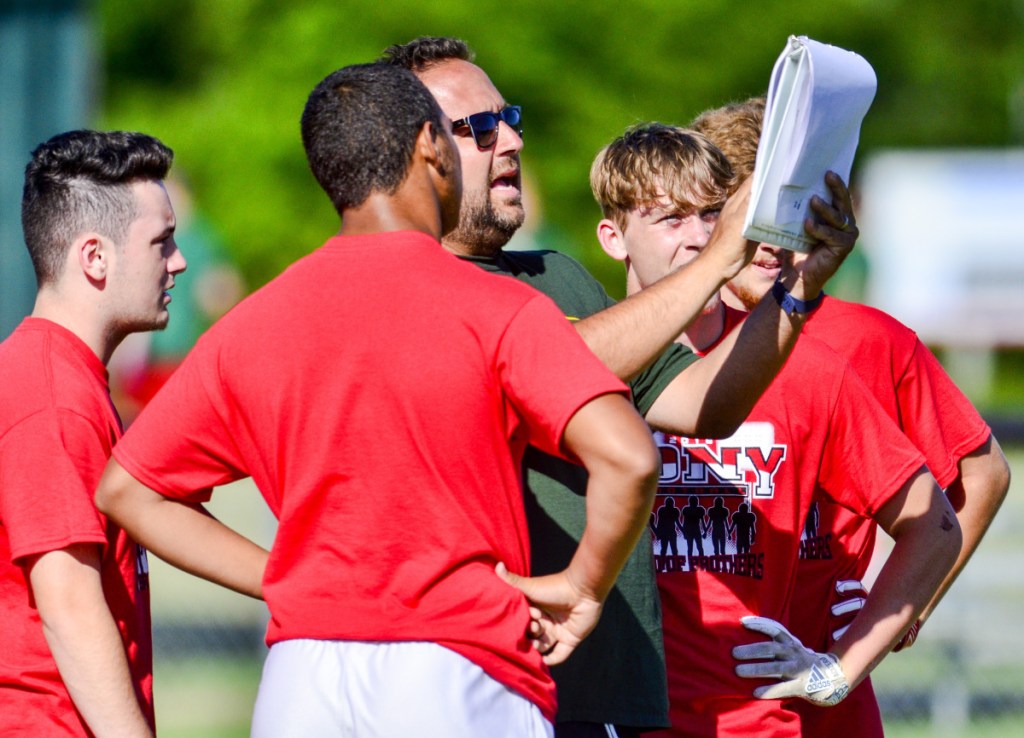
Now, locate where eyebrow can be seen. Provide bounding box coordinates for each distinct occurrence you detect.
[640,203,687,218]
[153,224,176,242]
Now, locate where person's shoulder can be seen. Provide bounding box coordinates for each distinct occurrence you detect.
[496,249,596,283]
[817,296,916,338]
[502,248,578,268]
[0,321,101,415]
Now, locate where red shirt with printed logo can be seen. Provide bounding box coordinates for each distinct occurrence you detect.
[0,318,153,736]
[648,332,924,737]
[791,296,991,737]
[113,231,628,723]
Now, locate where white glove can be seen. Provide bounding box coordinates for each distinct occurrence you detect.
[829,579,867,642]
[827,580,921,651]
[733,615,850,706]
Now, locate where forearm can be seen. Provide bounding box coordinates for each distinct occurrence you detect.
[97,460,267,599]
[832,472,961,688]
[578,176,757,381]
[646,292,806,437]
[562,395,659,601]
[29,547,153,737]
[919,437,1010,622]
[575,252,731,380]
[569,457,658,602]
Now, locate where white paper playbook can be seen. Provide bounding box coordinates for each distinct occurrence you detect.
[743,36,877,252]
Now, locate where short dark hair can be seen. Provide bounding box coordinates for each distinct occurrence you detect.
[378,36,473,72]
[301,62,444,214]
[22,130,173,286]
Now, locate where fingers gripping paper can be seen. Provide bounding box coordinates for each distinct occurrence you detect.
[743,36,877,252]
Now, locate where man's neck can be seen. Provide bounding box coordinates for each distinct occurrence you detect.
[678,302,726,355]
[339,185,445,242]
[31,289,119,364]
[440,232,506,258]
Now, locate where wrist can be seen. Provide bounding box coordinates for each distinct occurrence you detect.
[564,554,612,604]
[806,652,850,705]
[771,280,824,315]
[700,234,747,284]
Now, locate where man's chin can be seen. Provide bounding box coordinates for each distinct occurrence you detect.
[724,284,764,312]
[444,231,508,258]
[140,312,171,333]
[443,194,526,256]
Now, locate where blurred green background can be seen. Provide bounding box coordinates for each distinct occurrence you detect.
[2,0,1023,735]
[95,0,1024,296]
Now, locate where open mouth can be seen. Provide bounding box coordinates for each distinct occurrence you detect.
[752,259,781,274]
[490,165,520,191]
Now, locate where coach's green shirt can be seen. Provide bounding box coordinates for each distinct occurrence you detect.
[463,249,697,729]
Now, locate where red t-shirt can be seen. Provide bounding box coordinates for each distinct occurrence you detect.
[648,334,924,737]
[694,304,747,356]
[113,231,628,722]
[791,297,991,736]
[0,318,153,735]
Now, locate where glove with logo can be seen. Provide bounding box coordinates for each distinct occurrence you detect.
[733,616,850,706]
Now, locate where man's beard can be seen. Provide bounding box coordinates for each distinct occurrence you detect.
[445,185,524,257]
[725,281,765,312]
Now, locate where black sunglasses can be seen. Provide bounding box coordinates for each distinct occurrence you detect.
[451,105,523,149]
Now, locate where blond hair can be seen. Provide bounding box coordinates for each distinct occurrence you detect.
[691,97,765,185]
[590,123,735,231]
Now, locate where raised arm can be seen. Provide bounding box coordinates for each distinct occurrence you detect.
[498,393,658,664]
[574,178,756,381]
[646,171,857,438]
[96,459,268,600]
[28,544,154,738]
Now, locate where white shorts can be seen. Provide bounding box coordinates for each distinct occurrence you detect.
[251,639,553,738]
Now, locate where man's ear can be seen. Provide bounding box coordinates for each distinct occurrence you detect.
[596,218,628,262]
[415,121,442,168]
[75,234,108,282]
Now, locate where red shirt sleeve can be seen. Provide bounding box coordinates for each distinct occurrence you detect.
[817,365,927,517]
[114,337,245,502]
[0,411,109,563]
[895,339,991,489]
[495,295,628,459]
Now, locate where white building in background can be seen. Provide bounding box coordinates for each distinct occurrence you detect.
[860,149,1024,349]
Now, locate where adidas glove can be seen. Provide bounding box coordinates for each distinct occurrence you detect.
[733,615,850,706]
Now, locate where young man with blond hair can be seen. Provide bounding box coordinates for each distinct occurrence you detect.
[590,122,961,736]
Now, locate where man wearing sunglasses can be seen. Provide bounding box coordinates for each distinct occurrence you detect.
[382,37,858,738]
[452,105,522,150]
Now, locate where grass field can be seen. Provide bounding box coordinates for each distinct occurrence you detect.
[887,717,1024,738]
[151,448,1024,736]
[154,658,260,738]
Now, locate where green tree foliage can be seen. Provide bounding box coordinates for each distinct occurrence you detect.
[97,0,1024,295]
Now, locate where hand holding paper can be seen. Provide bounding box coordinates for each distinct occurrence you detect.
[743,36,876,252]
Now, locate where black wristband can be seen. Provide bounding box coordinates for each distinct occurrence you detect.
[771,280,824,315]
